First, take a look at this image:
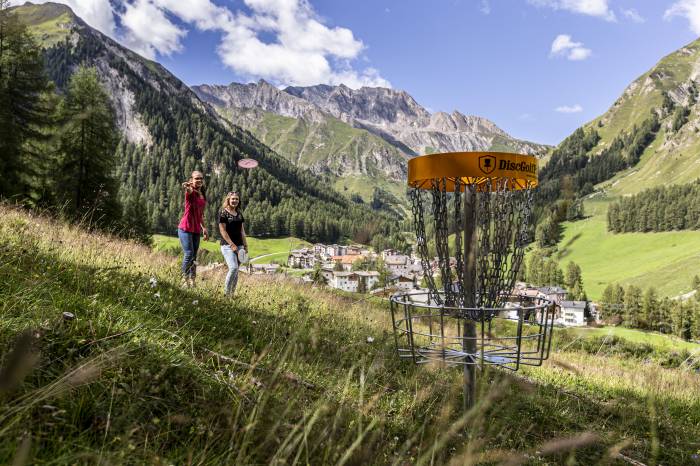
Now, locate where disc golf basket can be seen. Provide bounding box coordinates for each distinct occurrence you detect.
[389,151,556,409]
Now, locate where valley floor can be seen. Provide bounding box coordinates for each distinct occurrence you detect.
[1,205,699,464]
[557,196,700,300]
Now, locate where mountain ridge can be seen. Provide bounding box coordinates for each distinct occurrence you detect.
[14,1,395,242]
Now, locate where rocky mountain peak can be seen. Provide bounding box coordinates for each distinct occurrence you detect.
[193,80,325,122]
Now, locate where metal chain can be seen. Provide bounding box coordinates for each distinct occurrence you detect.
[411,177,534,319]
[410,187,441,305]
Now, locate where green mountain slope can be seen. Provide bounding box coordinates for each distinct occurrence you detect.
[215,105,409,202]
[13,1,74,47]
[549,38,700,300]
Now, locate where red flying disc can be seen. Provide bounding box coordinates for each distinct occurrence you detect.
[238,158,258,169]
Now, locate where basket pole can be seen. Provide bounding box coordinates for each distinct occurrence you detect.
[462,186,477,410]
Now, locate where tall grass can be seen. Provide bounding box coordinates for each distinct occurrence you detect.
[0,205,698,464]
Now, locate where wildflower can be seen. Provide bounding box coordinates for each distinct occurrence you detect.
[154,292,161,299]
[252,320,257,325]
[149,277,157,288]
[192,300,199,305]
[366,336,374,343]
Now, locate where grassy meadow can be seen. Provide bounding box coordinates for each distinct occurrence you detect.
[556,200,700,300]
[152,234,311,265]
[1,205,700,464]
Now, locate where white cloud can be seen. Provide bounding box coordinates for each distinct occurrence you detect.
[27,0,389,88]
[480,0,491,15]
[621,8,645,23]
[665,0,700,35]
[214,0,389,87]
[555,104,583,113]
[528,0,616,21]
[550,34,592,61]
[121,0,187,58]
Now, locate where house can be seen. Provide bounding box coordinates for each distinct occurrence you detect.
[356,271,380,291]
[385,255,410,274]
[558,301,588,326]
[313,243,326,255]
[321,267,334,283]
[381,249,399,260]
[329,271,359,292]
[537,286,568,304]
[251,264,280,275]
[331,255,363,271]
[325,244,348,257]
[287,249,315,269]
[392,273,416,291]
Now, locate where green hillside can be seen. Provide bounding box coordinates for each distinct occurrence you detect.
[152,234,311,264]
[2,205,700,464]
[215,106,408,204]
[12,2,74,47]
[546,37,700,300]
[558,197,700,299]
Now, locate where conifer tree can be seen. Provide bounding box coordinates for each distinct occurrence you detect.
[623,285,642,328]
[642,287,659,330]
[0,0,51,199]
[55,66,120,227]
[600,283,616,321]
[565,262,585,299]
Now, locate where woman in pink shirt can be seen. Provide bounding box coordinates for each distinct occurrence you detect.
[177,170,208,287]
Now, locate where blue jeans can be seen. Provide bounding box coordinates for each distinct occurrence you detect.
[178,228,200,278]
[221,245,241,295]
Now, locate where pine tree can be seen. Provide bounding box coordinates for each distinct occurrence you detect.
[642,287,659,331]
[358,277,367,294]
[565,262,585,299]
[600,283,616,321]
[0,0,51,199]
[623,285,643,328]
[311,262,327,285]
[121,194,152,245]
[55,66,120,227]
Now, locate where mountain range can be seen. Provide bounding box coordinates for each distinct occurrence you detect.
[193,80,548,200]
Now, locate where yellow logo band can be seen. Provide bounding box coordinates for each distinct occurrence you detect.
[407,151,538,192]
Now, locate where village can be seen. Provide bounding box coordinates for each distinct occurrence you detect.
[245,243,599,328]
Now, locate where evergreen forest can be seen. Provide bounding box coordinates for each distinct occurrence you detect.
[607,179,700,233]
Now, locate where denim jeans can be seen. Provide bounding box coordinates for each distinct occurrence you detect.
[221,245,241,295]
[178,228,200,278]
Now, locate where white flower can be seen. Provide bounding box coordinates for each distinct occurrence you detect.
[192,300,199,305]
[154,292,161,299]
[366,336,375,343]
[149,277,157,288]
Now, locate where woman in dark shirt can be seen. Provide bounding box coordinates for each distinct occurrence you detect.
[218,191,248,295]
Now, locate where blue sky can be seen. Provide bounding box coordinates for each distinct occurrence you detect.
[28,0,700,145]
